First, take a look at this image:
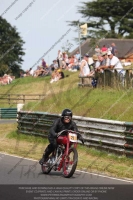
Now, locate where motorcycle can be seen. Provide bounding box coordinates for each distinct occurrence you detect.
[41,129,79,178]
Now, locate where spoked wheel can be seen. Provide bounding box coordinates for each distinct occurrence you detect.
[62,147,78,178]
[41,160,52,174]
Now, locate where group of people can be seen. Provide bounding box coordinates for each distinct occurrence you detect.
[0,74,15,85]
[21,50,81,83]
[94,43,118,56]
[79,43,126,79]
[21,42,132,86]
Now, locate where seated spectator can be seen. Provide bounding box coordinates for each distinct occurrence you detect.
[66,56,75,70]
[50,69,60,83]
[41,65,51,77]
[58,69,65,79]
[53,60,59,70]
[26,68,34,76]
[20,72,24,78]
[50,69,65,83]
[122,60,131,67]
[33,66,44,77]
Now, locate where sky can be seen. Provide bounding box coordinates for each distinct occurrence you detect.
[0,0,90,71]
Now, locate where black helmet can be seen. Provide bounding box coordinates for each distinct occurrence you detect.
[61,109,73,118]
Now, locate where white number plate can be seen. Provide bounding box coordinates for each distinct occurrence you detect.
[69,133,77,142]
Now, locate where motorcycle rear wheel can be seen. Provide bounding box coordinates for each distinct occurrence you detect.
[62,147,78,178]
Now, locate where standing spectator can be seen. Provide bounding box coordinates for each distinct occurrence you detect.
[97,51,124,74]
[57,50,63,68]
[101,45,108,52]
[96,52,110,73]
[92,54,100,69]
[42,59,47,69]
[111,43,117,56]
[107,44,112,52]
[95,45,101,55]
[80,54,94,77]
[75,51,80,60]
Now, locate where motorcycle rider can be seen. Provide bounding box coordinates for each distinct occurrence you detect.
[39,109,84,165]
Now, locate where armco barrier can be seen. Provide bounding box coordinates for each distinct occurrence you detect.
[17,111,133,156]
[0,108,17,119]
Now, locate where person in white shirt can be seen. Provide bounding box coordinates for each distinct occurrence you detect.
[80,54,94,76]
[57,50,63,68]
[97,51,124,73]
[107,51,125,75]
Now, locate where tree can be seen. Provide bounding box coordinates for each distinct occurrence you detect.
[0,17,25,77]
[61,40,74,55]
[68,0,133,39]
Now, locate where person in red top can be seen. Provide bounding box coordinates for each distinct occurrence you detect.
[101,45,108,52]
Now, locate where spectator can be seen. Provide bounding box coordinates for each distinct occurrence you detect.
[57,50,63,68]
[101,51,110,67]
[123,60,131,66]
[80,54,94,77]
[20,72,24,78]
[50,69,60,83]
[25,68,34,76]
[75,51,80,60]
[97,51,124,75]
[58,69,65,79]
[67,56,75,70]
[95,45,101,55]
[42,59,47,69]
[101,45,108,52]
[92,54,100,70]
[53,60,59,70]
[111,43,117,56]
[33,66,43,77]
[96,53,107,73]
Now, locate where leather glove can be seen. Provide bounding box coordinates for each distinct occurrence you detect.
[78,134,85,145]
[81,138,85,145]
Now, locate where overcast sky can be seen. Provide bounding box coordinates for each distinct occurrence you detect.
[0,0,90,71]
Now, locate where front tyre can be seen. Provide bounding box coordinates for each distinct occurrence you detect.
[41,160,52,174]
[62,147,78,178]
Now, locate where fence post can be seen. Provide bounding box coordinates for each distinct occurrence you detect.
[23,95,25,103]
[8,94,10,104]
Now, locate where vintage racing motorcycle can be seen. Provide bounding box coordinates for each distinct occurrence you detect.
[41,130,79,178]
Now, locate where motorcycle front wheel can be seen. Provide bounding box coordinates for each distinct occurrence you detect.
[62,147,78,178]
[41,160,52,174]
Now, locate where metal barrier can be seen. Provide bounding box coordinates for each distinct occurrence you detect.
[17,111,133,157]
[0,108,17,119]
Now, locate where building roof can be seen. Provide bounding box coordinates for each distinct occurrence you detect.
[70,38,133,58]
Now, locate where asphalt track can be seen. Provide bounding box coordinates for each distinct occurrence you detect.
[0,153,133,200]
[0,152,132,185]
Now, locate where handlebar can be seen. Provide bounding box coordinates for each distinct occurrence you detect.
[57,130,81,137]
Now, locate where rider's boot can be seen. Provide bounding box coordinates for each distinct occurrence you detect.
[39,148,50,165]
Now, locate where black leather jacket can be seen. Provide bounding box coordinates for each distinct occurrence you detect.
[48,118,80,140]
